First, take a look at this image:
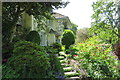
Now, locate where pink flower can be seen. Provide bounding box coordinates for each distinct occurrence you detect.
[115,66,119,68]
[80,59,83,61]
[96,47,98,49]
[73,55,78,56]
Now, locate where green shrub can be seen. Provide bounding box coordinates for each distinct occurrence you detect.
[48,52,64,78]
[61,30,75,50]
[25,31,40,45]
[7,41,50,78]
[2,64,20,78]
[66,47,78,58]
[13,41,45,56]
[44,46,64,78]
[44,46,57,54]
[51,42,62,53]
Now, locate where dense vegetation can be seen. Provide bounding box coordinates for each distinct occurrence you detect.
[2,0,120,79]
[2,41,64,79]
[2,2,68,79]
[73,36,120,78]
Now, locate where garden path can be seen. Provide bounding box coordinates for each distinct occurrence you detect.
[58,52,80,79]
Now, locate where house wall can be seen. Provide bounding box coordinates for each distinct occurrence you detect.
[21,12,71,46]
[40,32,47,46]
[47,33,56,46]
[47,19,65,44]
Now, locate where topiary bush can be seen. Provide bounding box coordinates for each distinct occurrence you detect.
[61,30,75,53]
[7,41,50,78]
[25,31,40,45]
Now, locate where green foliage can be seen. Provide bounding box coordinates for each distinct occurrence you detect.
[62,30,75,50]
[43,46,64,78]
[44,46,57,54]
[90,0,120,45]
[8,41,50,78]
[74,36,120,78]
[13,41,45,55]
[25,31,41,45]
[66,47,78,58]
[48,52,64,78]
[2,64,20,78]
[51,42,62,53]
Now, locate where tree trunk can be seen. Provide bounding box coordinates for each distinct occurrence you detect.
[118,2,120,43]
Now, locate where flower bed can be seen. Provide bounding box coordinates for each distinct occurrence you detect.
[73,36,120,78]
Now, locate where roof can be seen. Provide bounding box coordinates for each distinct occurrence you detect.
[52,12,67,19]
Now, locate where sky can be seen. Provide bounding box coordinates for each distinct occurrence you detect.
[54,0,97,29]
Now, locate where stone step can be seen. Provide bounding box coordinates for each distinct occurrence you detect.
[64,72,79,77]
[65,76,80,80]
[58,56,65,60]
[61,63,69,67]
[60,59,67,63]
[59,52,67,56]
[63,67,73,72]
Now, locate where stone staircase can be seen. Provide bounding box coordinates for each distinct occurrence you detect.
[58,52,80,80]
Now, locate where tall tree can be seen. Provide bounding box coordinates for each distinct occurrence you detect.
[90,0,120,45]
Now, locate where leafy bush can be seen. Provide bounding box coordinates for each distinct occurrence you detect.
[25,31,40,45]
[13,41,45,56]
[7,41,50,78]
[2,64,20,78]
[66,47,78,58]
[44,46,64,78]
[61,30,75,50]
[48,52,64,78]
[51,42,62,53]
[74,36,120,78]
[44,46,57,54]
